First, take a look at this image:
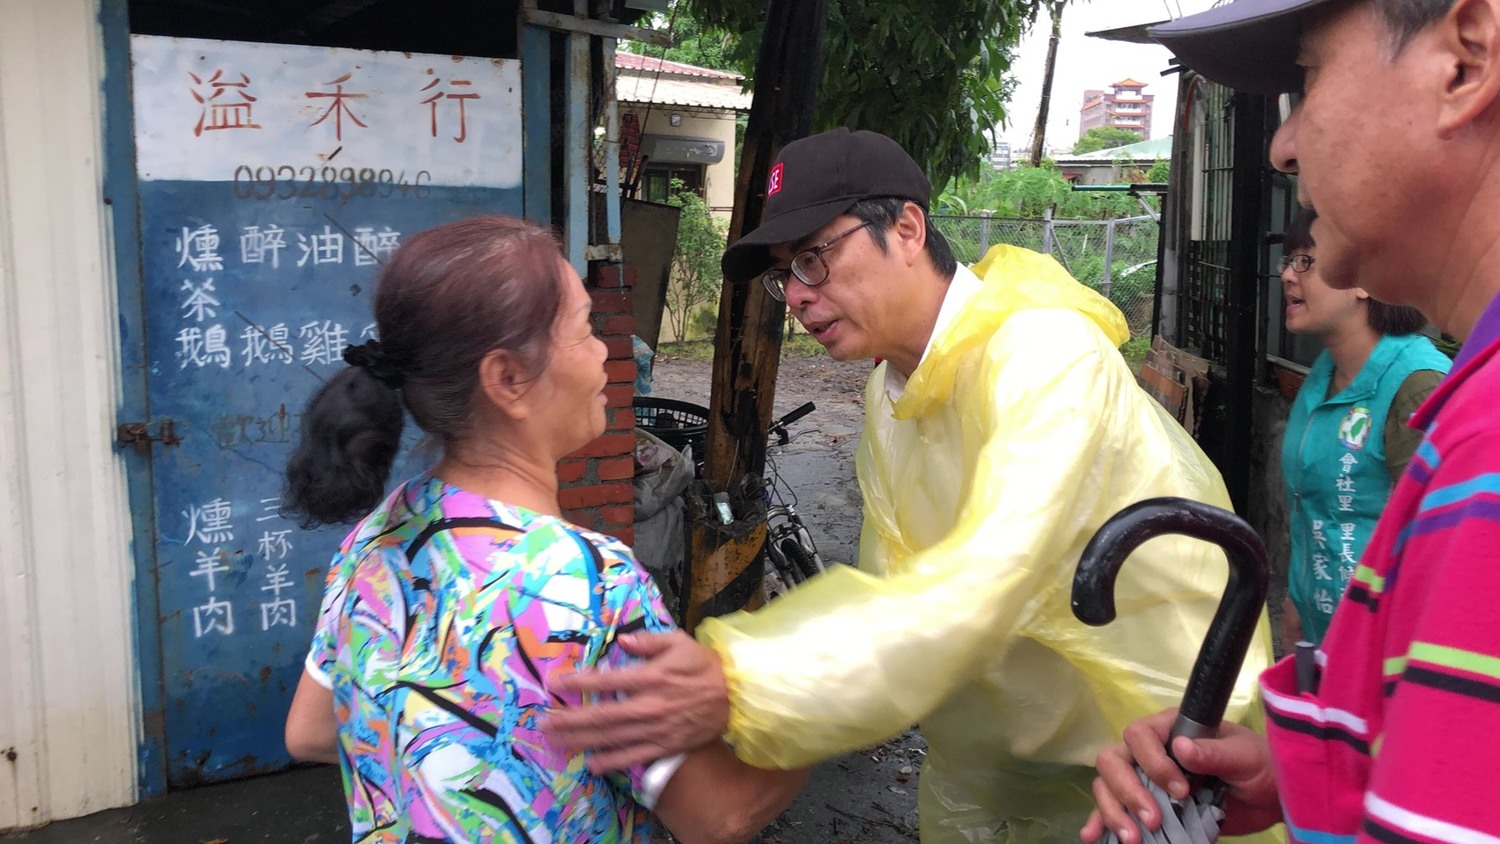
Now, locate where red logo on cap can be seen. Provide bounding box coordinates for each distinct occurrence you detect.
[767,163,783,197]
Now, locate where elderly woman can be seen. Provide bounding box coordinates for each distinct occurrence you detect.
[281,216,805,844]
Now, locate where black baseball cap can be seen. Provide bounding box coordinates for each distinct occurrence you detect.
[1149,0,1343,95]
[721,128,932,286]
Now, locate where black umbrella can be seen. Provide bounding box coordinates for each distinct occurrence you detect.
[1073,497,1270,844]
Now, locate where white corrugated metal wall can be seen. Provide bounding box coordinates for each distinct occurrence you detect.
[0,0,140,830]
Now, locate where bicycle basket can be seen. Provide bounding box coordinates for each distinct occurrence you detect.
[633,397,709,457]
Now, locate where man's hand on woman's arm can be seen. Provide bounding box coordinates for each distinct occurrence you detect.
[544,630,731,772]
[1081,709,1282,844]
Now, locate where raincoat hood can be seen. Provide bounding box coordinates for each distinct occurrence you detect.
[896,245,1129,420]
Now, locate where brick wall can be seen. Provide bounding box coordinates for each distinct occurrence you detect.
[560,263,637,545]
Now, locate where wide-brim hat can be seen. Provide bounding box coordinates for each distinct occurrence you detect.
[1149,0,1343,95]
[721,128,931,286]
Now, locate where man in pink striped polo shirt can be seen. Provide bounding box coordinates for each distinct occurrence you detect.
[1084,1,1500,843]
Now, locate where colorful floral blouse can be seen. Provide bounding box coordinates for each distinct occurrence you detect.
[305,472,675,843]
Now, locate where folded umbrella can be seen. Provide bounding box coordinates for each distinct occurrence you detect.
[1073,497,1271,844]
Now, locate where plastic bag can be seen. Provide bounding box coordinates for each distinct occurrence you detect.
[633,428,691,520]
[632,429,693,617]
[632,335,655,396]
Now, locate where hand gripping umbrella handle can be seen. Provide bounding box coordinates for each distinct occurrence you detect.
[1072,497,1269,741]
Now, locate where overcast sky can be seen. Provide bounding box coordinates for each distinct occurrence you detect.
[1000,0,1220,151]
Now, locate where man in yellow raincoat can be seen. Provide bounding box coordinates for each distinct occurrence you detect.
[548,128,1277,844]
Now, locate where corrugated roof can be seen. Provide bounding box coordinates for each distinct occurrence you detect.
[616,69,751,111]
[1057,134,1173,162]
[615,51,742,81]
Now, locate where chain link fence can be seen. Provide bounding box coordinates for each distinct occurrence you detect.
[930,214,1160,338]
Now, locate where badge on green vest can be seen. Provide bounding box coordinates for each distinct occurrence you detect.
[1338,405,1373,450]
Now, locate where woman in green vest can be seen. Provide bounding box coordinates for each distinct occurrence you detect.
[1279,207,1452,645]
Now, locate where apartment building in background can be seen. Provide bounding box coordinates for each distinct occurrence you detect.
[989,138,1013,171]
[1079,78,1154,140]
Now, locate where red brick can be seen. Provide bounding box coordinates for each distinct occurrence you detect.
[601,314,636,336]
[611,407,636,431]
[563,471,599,488]
[557,486,593,509]
[563,506,599,531]
[606,384,634,408]
[605,335,634,360]
[567,431,635,459]
[598,456,635,481]
[556,458,588,484]
[590,289,632,313]
[589,265,637,289]
[605,359,636,385]
[600,504,635,526]
[611,526,635,547]
[558,481,633,510]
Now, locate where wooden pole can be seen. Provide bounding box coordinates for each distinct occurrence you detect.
[1029,1,1065,167]
[684,0,827,630]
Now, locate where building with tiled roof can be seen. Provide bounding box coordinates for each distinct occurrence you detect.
[615,51,752,217]
[1078,78,1155,141]
[615,51,741,81]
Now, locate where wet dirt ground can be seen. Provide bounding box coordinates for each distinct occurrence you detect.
[3,352,923,844]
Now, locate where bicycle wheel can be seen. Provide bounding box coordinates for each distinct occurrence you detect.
[779,537,822,583]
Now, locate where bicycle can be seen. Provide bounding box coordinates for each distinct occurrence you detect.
[762,401,827,589]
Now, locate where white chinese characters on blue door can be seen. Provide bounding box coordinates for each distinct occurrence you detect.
[130,35,523,785]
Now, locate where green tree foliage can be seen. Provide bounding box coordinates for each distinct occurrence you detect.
[933,164,1162,322]
[935,162,1139,220]
[1145,157,1171,183]
[1063,235,1158,318]
[652,5,738,73]
[1071,126,1145,155]
[664,183,729,341]
[677,0,1049,190]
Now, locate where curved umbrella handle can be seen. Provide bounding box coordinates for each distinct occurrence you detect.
[1072,496,1269,741]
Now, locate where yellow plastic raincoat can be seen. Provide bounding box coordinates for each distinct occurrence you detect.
[697,245,1279,843]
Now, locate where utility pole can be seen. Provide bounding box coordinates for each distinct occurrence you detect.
[684,0,827,631]
[1029,0,1066,167]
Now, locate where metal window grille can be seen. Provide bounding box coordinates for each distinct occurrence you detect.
[1181,82,1236,363]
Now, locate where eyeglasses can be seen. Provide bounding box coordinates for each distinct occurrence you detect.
[761,221,872,302]
[1279,254,1315,273]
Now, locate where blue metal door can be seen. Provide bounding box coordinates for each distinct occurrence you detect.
[128,34,524,786]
